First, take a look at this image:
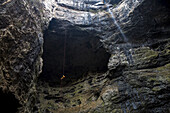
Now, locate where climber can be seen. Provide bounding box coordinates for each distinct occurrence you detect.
[61,75,65,80]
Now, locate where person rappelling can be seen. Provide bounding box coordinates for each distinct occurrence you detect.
[61,75,65,80]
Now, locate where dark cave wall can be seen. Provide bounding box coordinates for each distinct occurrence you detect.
[0,88,21,113]
[100,0,170,50]
[0,0,46,112]
[122,0,170,44]
[40,19,111,85]
[135,0,170,42]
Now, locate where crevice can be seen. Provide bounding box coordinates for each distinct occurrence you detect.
[0,89,21,113]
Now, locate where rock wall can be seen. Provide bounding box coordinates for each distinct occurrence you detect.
[0,0,46,112]
[36,42,170,113]
[36,0,170,113]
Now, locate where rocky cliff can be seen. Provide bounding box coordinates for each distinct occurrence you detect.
[0,0,170,113]
[0,0,46,112]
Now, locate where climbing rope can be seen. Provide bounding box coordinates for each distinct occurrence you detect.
[60,29,67,95]
[62,29,67,77]
[60,29,73,83]
[60,30,67,102]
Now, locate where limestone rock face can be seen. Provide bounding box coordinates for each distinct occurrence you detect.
[0,0,46,112]
[101,0,170,45]
[36,0,170,113]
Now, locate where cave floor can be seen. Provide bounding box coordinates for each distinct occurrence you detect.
[35,64,170,113]
[36,72,108,113]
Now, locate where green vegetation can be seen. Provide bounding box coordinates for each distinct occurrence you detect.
[143,50,158,60]
[113,4,117,8]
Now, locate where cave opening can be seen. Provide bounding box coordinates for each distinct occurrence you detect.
[39,18,111,87]
[0,89,21,113]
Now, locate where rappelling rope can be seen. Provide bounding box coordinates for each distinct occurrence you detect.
[63,29,67,77]
[60,29,67,98]
[60,29,73,83]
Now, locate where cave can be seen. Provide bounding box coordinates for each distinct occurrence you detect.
[39,18,111,86]
[1,0,170,113]
[0,89,21,113]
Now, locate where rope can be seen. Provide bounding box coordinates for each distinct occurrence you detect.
[63,29,67,76]
[61,30,73,83]
[60,29,67,97]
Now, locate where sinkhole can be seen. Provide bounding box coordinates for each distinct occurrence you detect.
[39,18,110,86]
[0,89,21,113]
